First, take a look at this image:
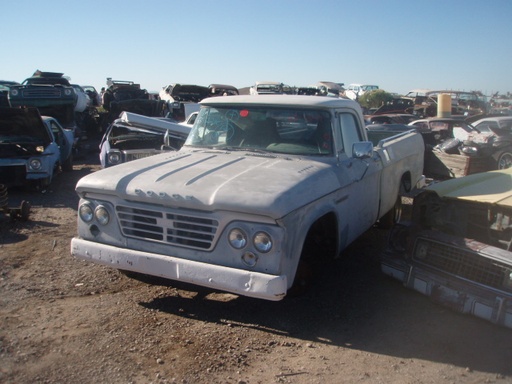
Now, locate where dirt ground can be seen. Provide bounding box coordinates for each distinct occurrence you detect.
[1,142,511,384]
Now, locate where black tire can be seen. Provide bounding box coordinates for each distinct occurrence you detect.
[495,151,512,170]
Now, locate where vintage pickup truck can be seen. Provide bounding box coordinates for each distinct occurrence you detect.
[71,95,424,300]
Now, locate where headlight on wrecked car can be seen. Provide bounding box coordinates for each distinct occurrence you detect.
[29,158,42,171]
[503,270,512,291]
[253,232,272,253]
[107,150,122,165]
[10,89,19,96]
[229,228,247,249]
[94,205,110,225]
[460,146,479,154]
[64,89,73,96]
[79,203,94,222]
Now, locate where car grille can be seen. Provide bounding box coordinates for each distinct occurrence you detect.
[0,165,26,186]
[413,238,512,292]
[124,151,160,162]
[116,205,218,250]
[21,89,62,98]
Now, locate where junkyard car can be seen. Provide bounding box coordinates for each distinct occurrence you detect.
[102,78,166,123]
[0,107,74,188]
[208,84,239,97]
[471,116,512,169]
[408,117,501,178]
[249,81,292,95]
[0,80,20,107]
[345,84,379,100]
[72,95,424,301]
[381,168,512,329]
[82,85,101,107]
[404,90,489,118]
[366,113,417,125]
[159,84,210,122]
[99,111,191,168]
[8,71,77,130]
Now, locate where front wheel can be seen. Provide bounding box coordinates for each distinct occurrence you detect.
[495,151,512,170]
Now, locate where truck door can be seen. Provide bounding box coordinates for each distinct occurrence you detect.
[333,111,382,245]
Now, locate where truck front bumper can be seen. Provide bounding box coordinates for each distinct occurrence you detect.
[71,238,288,301]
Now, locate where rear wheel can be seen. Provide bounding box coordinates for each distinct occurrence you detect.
[496,151,512,170]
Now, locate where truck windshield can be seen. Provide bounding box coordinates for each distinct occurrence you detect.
[184,106,333,156]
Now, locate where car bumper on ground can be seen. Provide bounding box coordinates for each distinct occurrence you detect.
[381,251,512,329]
[71,237,288,301]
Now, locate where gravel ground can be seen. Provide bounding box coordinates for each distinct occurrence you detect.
[1,141,511,384]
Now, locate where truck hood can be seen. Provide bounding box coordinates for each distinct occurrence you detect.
[76,149,340,219]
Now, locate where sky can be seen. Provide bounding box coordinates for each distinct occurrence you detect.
[2,0,511,97]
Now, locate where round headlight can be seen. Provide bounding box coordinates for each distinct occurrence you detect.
[94,205,110,225]
[64,89,72,96]
[253,232,272,253]
[79,203,94,222]
[11,89,19,96]
[461,146,478,154]
[108,152,122,165]
[228,228,247,249]
[29,159,42,170]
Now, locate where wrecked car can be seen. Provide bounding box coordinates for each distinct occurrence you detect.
[249,81,292,95]
[102,79,166,123]
[8,71,77,130]
[471,116,512,170]
[159,84,210,122]
[404,90,489,118]
[208,84,239,97]
[365,113,417,125]
[381,168,512,329]
[0,81,20,107]
[0,107,74,189]
[99,111,191,168]
[408,117,503,178]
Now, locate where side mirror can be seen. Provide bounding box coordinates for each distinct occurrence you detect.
[352,141,373,159]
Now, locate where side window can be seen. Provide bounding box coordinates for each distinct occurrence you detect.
[338,113,362,157]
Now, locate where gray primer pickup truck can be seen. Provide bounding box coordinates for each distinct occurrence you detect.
[71,95,424,301]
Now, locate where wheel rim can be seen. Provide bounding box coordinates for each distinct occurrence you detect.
[498,153,512,169]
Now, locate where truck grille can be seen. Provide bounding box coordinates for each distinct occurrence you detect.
[116,205,218,250]
[22,89,62,98]
[413,238,512,292]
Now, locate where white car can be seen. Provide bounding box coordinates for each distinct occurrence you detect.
[345,84,379,100]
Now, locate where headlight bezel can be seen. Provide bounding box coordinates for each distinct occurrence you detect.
[107,150,122,165]
[28,158,42,171]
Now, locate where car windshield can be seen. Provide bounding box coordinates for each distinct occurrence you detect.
[184,106,333,156]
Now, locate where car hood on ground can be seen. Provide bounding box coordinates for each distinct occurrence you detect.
[427,168,512,206]
[76,149,339,219]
